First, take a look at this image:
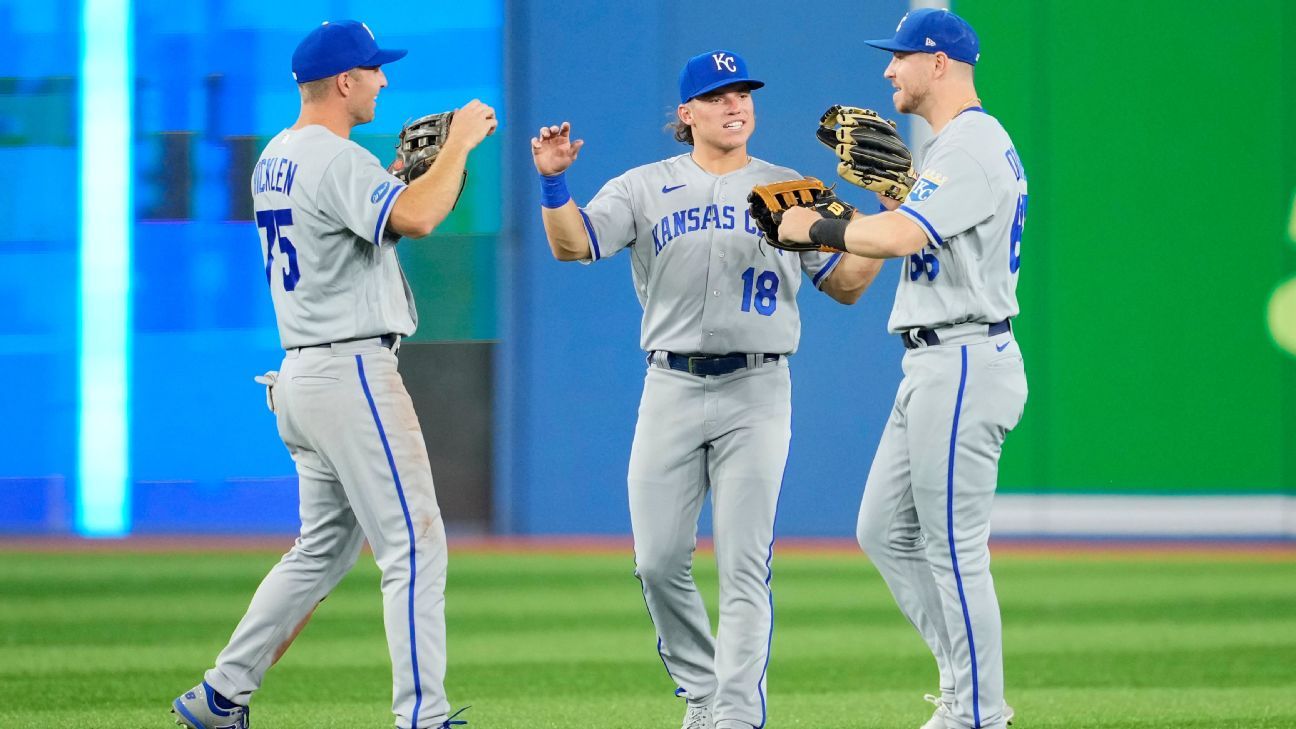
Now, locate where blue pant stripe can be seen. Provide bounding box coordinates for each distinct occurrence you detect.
[947,345,981,728]
[356,354,423,726]
[755,520,778,729]
[633,570,681,693]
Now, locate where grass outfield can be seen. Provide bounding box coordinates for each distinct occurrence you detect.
[0,545,1293,728]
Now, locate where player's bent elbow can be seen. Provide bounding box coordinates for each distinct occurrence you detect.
[386,210,435,240]
[396,221,435,239]
[823,280,866,305]
[550,245,588,263]
[545,234,591,262]
[836,288,866,305]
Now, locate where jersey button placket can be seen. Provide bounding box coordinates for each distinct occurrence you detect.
[698,177,726,352]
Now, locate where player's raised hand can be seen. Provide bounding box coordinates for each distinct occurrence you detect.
[531,122,584,176]
[446,99,498,151]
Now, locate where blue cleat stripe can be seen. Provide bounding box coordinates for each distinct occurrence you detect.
[173,698,206,729]
[202,681,233,717]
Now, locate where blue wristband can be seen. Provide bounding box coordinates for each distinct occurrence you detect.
[540,172,571,208]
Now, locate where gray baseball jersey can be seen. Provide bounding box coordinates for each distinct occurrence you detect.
[857,106,1029,729]
[580,153,842,354]
[199,125,457,729]
[576,153,841,728]
[889,109,1027,332]
[252,125,417,348]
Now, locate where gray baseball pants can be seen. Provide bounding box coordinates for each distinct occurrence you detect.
[203,339,451,729]
[628,357,791,729]
[857,332,1027,729]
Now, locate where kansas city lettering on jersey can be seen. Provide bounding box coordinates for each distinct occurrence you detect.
[252,156,299,196]
[651,204,761,254]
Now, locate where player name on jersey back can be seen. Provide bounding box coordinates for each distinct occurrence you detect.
[252,156,299,196]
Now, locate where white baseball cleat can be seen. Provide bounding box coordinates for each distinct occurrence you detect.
[919,694,950,729]
[919,693,1015,728]
[682,700,714,729]
[171,681,249,729]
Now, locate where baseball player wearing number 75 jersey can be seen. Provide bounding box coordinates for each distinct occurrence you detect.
[170,19,495,729]
[532,51,881,729]
[780,9,1028,729]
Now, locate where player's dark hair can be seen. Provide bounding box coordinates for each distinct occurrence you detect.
[665,109,694,147]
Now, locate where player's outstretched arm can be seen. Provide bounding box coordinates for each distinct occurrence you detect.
[532,122,591,261]
[779,206,927,259]
[389,100,498,239]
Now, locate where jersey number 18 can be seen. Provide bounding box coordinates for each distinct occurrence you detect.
[740,267,780,316]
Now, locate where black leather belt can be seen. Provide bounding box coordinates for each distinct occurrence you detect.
[662,352,780,377]
[902,320,1011,350]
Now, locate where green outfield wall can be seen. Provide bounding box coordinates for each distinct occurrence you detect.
[960,1,1296,493]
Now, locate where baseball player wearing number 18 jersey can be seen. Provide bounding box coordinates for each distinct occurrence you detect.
[532,52,880,729]
[781,9,1028,729]
[169,19,496,729]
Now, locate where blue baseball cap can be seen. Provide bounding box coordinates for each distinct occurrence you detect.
[864,8,980,65]
[678,50,764,103]
[291,20,407,83]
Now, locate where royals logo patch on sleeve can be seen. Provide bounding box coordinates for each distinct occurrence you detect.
[907,171,947,202]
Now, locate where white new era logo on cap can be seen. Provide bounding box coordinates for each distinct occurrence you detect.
[925,37,937,47]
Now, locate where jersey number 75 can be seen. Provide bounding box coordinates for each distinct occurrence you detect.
[256,208,301,291]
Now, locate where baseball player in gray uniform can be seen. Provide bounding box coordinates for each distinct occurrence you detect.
[170,19,495,729]
[780,9,1027,729]
[530,51,880,729]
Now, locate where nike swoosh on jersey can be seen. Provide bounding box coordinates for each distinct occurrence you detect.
[661,184,687,193]
[995,341,1010,352]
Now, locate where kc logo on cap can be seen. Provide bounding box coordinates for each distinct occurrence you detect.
[711,53,737,73]
[678,49,765,103]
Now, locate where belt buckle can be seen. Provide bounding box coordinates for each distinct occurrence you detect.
[687,355,706,375]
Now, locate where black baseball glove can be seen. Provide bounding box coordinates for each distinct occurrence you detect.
[747,177,856,253]
[816,105,916,200]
